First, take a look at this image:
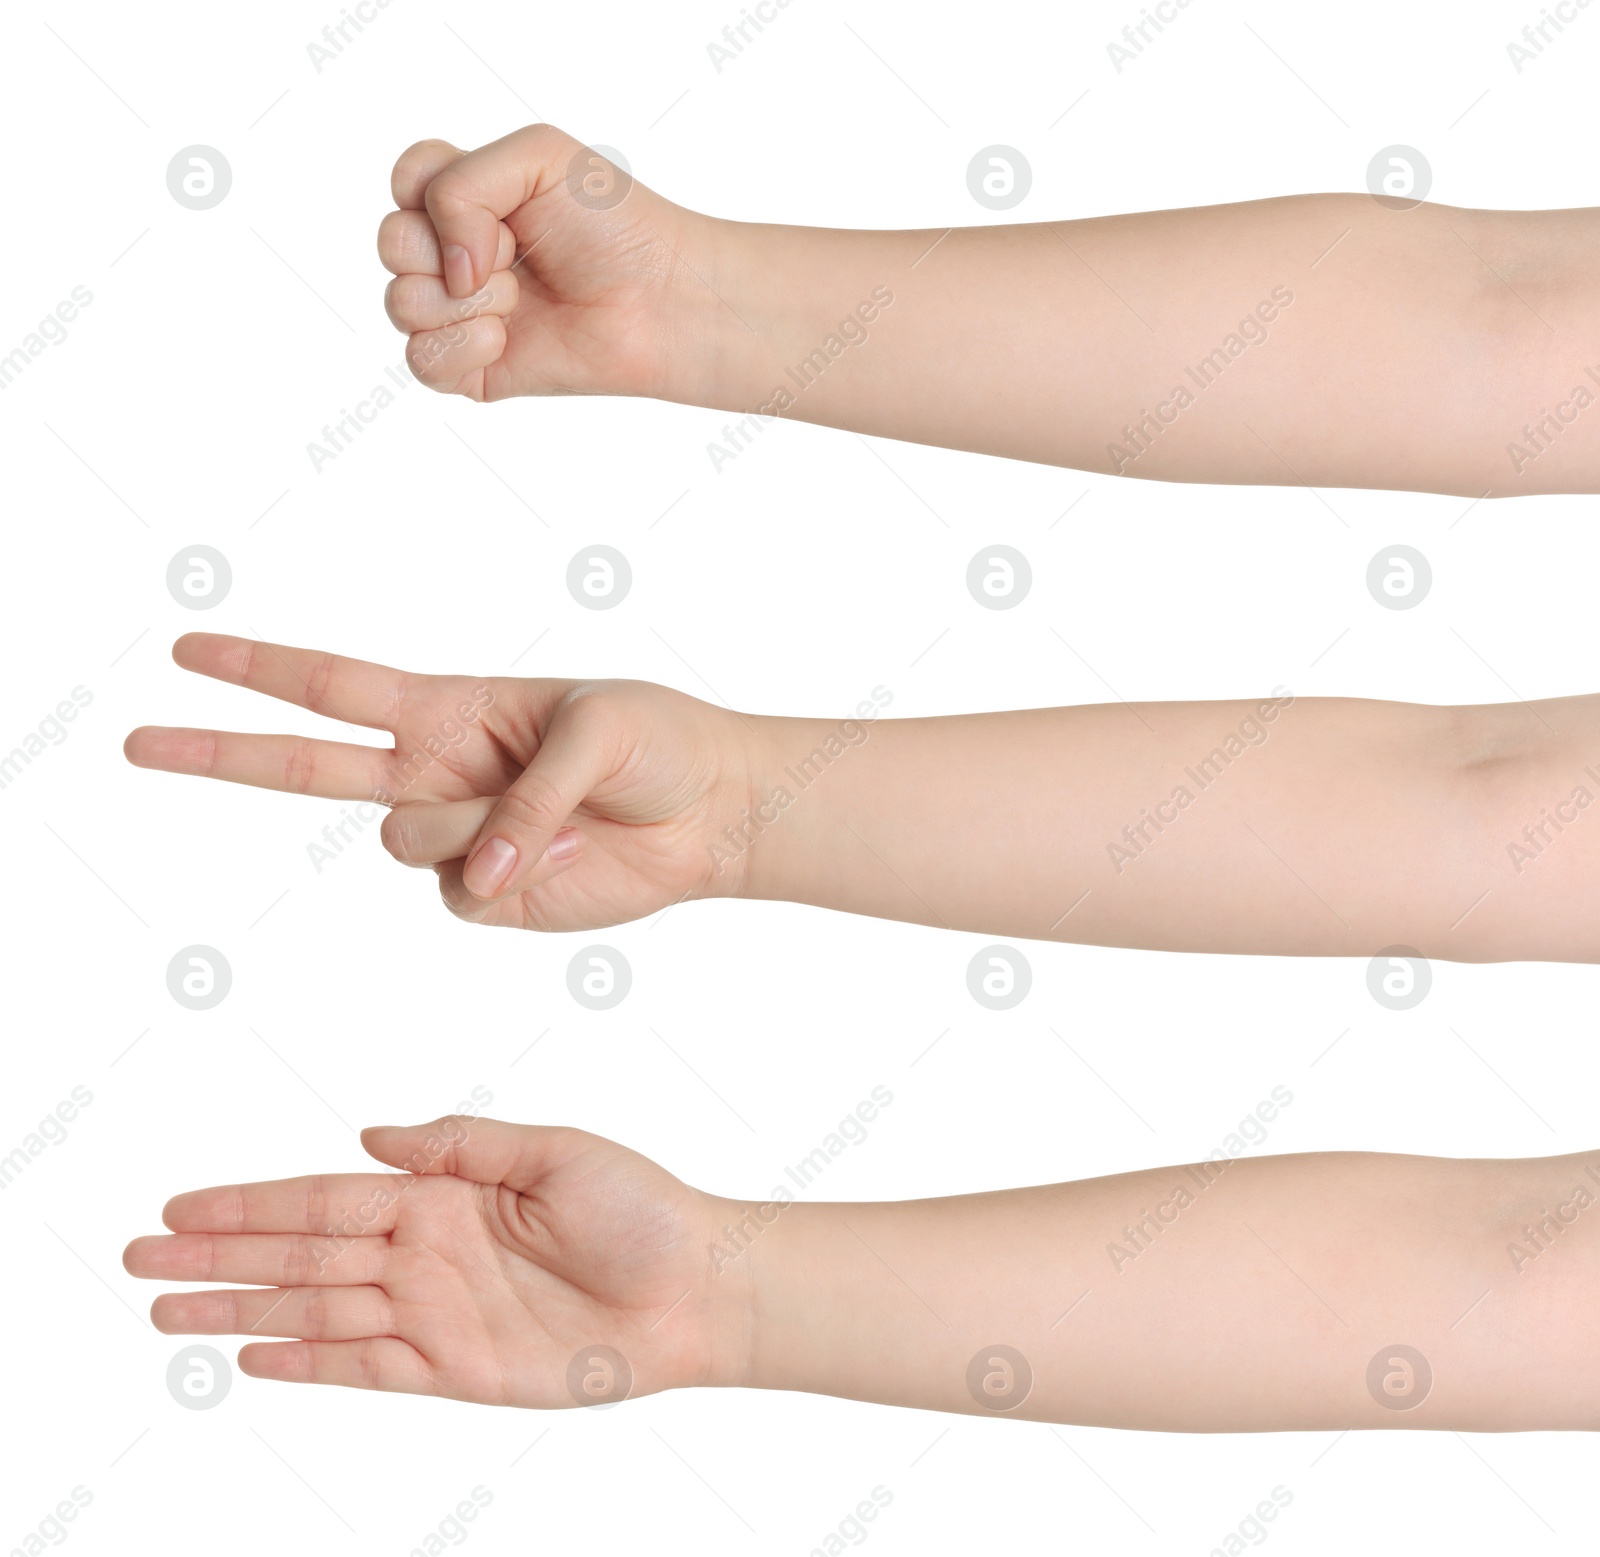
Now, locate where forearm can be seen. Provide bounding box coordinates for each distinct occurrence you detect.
[736,693,1600,961]
[702,196,1600,496]
[738,1148,1600,1431]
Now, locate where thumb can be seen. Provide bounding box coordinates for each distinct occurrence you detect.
[462,693,616,899]
[424,122,588,297]
[361,1115,583,1189]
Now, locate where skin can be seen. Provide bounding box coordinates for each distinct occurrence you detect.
[123,1114,1600,1430]
[381,124,1600,497]
[128,633,1600,962]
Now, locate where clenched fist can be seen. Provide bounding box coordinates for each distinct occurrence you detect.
[377,124,731,404]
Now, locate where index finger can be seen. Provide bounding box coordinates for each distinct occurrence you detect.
[424,122,585,296]
[390,137,464,210]
[173,633,407,732]
[161,1173,413,1236]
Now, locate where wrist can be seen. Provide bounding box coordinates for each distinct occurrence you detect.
[717,1197,835,1396]
[691,216,783,412]
[695,1192,768,1390]
[637,209,775,410]
[737,1199,935,1408]
[599,201,744,407]
[719,714,838,906]
[693,219,903,418]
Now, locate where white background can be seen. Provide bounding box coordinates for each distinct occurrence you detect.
[3,0,1597,1551]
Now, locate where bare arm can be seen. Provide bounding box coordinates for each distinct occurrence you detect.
[376,128,1600,497]
[745,1146,1600,1431]
[123,1116,1600,1431]
[741,690,1600,962]
[700,195,1600,497]
[126,636,1600,963]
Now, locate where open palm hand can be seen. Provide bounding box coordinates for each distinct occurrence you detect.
[124,1117,746,1406]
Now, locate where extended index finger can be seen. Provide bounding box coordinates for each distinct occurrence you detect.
[172,634,407,732]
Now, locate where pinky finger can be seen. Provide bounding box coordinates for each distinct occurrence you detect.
[238,1337,436,1395]
[406,316,506,395]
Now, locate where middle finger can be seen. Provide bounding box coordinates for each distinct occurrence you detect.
[377,209,516,278]
[124,1232,389,1286]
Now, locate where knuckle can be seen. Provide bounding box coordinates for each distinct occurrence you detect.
[304,1174,331,1236]
[392,138,455,193]
[282,736,317,796]
[283,1240,313,1287]
[304,1284,331,1337]
[458,314,500,355]
[558,680,618,720]
[303,652,337,714]
[236,636,262,690]
[392,139,434,178]
[379,808,414,862]
[412,136,458,161]
[456,283,497,324]
[423,163,474,217]
[194,730,221,778]
[407,329,467,384]
[376,210,408,268]
[406,335,448,385]
[385,273,433,330]
[556,681,624,746]
[518,122,570,165]
[495,782,562,836]
[378,210,438,273]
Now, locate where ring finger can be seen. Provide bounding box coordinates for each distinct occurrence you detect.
[152,1285,393,1341]
[386,270,519,334]
[381,797,495,866]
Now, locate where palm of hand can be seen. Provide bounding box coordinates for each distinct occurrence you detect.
[379,1136,717,1408]
[127,1123,740,1405]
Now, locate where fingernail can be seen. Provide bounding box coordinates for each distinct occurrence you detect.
[548,828,581,862]
[442,243,474,298]
[465,836,517,897]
